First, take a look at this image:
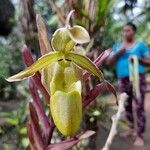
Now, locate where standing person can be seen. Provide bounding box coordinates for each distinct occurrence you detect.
[106,22,150,147]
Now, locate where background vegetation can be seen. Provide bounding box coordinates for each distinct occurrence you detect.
[0,0,150,149]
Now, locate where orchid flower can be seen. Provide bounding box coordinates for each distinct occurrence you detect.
[6,10,116,138]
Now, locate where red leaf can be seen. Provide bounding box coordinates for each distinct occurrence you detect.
[29,102,45,149]
[47,139,79,150]
[83,49,111,81]
[78,130,96,140]
[47,130,95,150]
[104,80,118,105]
[27,122,36,150]
[83,80,117,107]
[32,75,50,103]
[94,48,112,66]
[29,79,52,143]
[83,82,106,108]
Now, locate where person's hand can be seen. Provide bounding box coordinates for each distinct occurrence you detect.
[139,57,150,66]
[117,44,126,56]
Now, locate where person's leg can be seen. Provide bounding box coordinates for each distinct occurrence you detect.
[125,94,134,128]
[133,74,146,146]
[119,77,134,136]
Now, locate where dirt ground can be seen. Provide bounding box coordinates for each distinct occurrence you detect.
[96,93,150,150]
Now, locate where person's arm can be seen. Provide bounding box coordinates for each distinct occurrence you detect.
[139,57,150,66]
[138,42,150,66]
[106,47,126,65]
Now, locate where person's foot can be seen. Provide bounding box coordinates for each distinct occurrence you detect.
[133,136,144,147]
[120,128,135,137]
[132,130,137,137]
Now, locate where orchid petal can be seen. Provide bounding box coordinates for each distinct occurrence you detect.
[51,28,75,52]
[50,83,82,136]
[65,52,104,80]
[6,52,62,82]
[68,25,90,44]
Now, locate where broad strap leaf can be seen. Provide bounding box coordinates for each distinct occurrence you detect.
[94,48,112,66]
[47,130,95,150]
[28,102,45,150]
[68,25,90,44]
[47,140,78,150]
[65,52,104,80]
[104,80,118,105]
[6,52,63,82]
[29,78,51,141]
[78,130,95,140]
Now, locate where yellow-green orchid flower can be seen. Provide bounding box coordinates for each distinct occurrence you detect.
[6,10,104,136]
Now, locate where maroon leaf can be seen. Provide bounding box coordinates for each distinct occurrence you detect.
[29,78,51,143]
[83,80,117,107]
[27,122,36,150]
[29,102,39,126]
[94,48,112,66]
[78,130,95,140]
[83,82,106,108]
[22,44,50,102]
[48,120,55,144]
[47,130,95,150]
[29,102,45,149]
[32,74,50,103]
[104,80,118,105]
[83,49,111,81]
[47,139,79,150]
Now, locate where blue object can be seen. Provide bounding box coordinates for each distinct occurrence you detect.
[111,41,149,78]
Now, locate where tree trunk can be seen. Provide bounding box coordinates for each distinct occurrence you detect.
[0,0,15,36]
[20,0,40,56]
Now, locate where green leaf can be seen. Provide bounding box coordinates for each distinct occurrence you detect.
[65,52,104,80]
[22,138,29,148]
[47,14,58,26]
[68,25,90,44]
[92,110,101,116]
[19,127,27,134]
[5,117,18,126]
[6,52,63,82]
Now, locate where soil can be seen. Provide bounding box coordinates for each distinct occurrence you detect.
[96,93,150,150]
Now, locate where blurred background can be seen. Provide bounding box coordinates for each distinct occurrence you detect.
[0,0,150,149]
